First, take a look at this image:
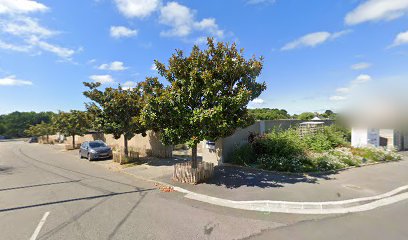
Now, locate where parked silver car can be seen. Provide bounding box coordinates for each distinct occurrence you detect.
[79,140,113,161]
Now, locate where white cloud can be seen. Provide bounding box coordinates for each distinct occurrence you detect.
[281,31,350,51]
[391,30,408,47]
[110,26,138,38]
[0,17,56,38]
[330,96,348,101]
[352,74,372,84]
[194,36,208,45]
[194,18,224,38]
[150,63,157,71]
[0,0,48,15]
[0,39,31,52]
[351,62,372,70]
[159,2,224,38]
[345,0,408,25]
[336,87,351,94]
[159,2,194,37]
[122,81,137,90]
[0,75,32,86]
[98,61,127,71]
[331,74,373,102]
[251,98,265,104]
[0,5,78,60]
[89,75,114,84]
[28,36,76,59]
[114,0,160,18]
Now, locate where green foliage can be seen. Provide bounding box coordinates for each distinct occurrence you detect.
[53,110,90,147]
[297,112,315,121]
[321,110,337,120]
[83,79,162,155]
[258,155,313,173]
[0,111,55,138]
[229,144,256,166]
[352,147,402,162]
[252,129,305,158]
[143,38,266,166]
[302,132,332,152]
[24,121,55,138]
[229,124,402,173]
[248,108,290,120]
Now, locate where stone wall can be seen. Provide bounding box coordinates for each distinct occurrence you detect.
[65,131,172,158]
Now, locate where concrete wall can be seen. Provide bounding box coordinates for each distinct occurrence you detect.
[201,140,223,166]
[65,131,172,158]
[201,120,334,165]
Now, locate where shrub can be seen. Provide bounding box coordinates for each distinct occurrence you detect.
[252,128,306,158]
[229,143,256,166]
[257,155,313,173]
[352,147,402,162]
[302,132,332,152]
[313,156,347,172]
[302,126,348,152]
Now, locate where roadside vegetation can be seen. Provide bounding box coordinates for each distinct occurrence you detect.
[230,125,402,173]
[0,111,55,138]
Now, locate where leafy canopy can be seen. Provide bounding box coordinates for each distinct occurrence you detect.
[83,79,162,140]
[144,38,266,147]
[53,110,90,137]
[25,121,55,137]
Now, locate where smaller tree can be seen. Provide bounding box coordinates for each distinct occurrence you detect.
[83,78,161,156]
[25,121,55,143]
[53,110,90,148]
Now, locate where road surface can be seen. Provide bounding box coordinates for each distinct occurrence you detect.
[0,140,407,239]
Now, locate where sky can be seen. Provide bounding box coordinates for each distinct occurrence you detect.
[0,0,408,115]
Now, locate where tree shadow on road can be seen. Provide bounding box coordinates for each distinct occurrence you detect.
[205,166,336,189]
[0,165,13,175]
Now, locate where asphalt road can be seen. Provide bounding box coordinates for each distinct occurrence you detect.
[1,140,408,240]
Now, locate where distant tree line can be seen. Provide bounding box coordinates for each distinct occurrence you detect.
[0,111,55,138]
[248,109,337,121]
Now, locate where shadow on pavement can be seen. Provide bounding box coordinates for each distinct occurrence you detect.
[0,180,81,192]
[205,166,335,189]
[0,166,13,175]
[0,188,155,213]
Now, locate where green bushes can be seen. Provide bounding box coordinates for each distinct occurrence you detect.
[352,147,402,162]
[252,129,305,158]
[229,125,402,173]
[230,144,256,166]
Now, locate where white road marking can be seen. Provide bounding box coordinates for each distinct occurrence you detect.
[30,212,50,240]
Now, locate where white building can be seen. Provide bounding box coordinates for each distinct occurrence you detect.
[352,128,407,151]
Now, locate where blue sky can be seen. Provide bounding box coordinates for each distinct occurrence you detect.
[0,0,407,114]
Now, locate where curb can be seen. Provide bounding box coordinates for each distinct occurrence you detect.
[174,185,408,215]
[119,166,408,215]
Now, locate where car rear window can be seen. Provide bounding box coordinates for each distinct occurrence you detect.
[89,142,106,148]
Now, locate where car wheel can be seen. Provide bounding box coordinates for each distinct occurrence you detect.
[79,151,83,159]
[87,153,92,161]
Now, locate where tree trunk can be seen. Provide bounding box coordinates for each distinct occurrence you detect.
[46,134,49,144]
[72,134,75,149]
[191,144,198,169]
[124,137,129,157]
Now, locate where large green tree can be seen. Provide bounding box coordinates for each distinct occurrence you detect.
[83,78,162,156]
[53,110,90,148]
[144,38,266,168]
